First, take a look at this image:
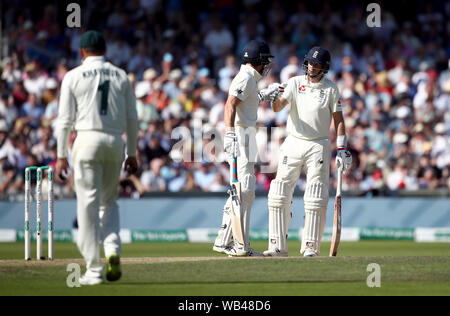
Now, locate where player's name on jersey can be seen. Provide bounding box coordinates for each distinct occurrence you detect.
[82,68,120,78]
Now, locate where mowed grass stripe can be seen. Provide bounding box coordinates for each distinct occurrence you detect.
[0,241,449,295]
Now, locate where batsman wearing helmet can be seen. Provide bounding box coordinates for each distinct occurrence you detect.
[263,47,352,257]
[213,40,282,257]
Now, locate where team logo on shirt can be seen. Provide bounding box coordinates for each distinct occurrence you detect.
[319,90,325,101]
[298,85,306,93]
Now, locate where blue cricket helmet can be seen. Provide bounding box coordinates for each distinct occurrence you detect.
[303,46,331,76]
[242,40,274,66]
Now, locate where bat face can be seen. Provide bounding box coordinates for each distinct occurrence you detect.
[330,196,341,257]
[230,183,241,205]
[229,182,245,247]
[334,196,341,235]
[230,183,241,215]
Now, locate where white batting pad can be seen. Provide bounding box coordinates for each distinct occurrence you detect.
[214,197,233,248]
[300,208,327,255]
[304,182,329,209]
[267,180,292,253]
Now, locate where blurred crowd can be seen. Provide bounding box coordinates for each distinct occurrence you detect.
[0,0,449,200]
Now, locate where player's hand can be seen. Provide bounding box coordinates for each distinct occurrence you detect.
[56,158,69,182]
[258,83,280,102]
[124,156,138,176]
[269,82,287,102]
[336,149,352,175]
[224,130,239,161]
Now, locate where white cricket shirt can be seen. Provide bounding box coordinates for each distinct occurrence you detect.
[282,75,341,141]
[228,64,262,128]
[57,56,138,158]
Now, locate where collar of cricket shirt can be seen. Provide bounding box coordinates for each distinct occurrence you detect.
[305,74,325,89]
[83,56,105,64]
[241,64,262,82]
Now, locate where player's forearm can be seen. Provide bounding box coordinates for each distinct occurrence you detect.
[333,112,347,148]
[224,99,238,129]
[336,120,345,136]
[271,97,288,113]
[126,119,138,157]
[333,112,346,136]
[57,126,71,158]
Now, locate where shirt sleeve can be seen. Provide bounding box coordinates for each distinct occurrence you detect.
[281,78,295,103]
[57,72,76,158]
[330,85,342,113]
[281,77,295,110]
[228,74,251,101]
[125,77,138,157]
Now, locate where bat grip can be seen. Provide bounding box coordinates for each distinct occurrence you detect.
[230,156,238,183]
[336,167,343,196]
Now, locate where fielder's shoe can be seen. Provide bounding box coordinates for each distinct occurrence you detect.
[212,245,232,254]
[247,248,264,257]
[106,254,122,282]
[80,270,104,286]
[225,246,248,257]
[263,248,288,257]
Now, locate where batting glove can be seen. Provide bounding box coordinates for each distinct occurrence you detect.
[224,130,240,161]
[336,149,352,175]
[258,83,281,102]
[269,82,287,102]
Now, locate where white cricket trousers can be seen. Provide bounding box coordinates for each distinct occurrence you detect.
[72,131,124,274]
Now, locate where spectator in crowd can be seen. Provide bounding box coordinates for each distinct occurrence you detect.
[19,93,45,129]
[141,158,166,192]
[0,1,449,200]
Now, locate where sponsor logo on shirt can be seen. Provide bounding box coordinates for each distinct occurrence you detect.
[298,85,306,93]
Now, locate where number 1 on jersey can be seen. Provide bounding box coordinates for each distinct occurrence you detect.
[98,80,110,115]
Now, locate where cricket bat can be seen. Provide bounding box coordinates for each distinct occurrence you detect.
[229,156,245,248]
[330,164,343,257]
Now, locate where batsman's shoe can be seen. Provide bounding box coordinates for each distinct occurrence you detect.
[247,248,264,257]
[80,270,104,286]
[225,246,248,257]
[303,242,318,258]
[263,248,288,257]
[213,245,231,254]
[303,249,318,258]
[106,254,122,282]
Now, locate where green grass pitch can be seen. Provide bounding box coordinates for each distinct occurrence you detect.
[0,241,449,296]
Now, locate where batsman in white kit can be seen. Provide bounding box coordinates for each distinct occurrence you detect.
[56,31,138,285]
[263,47,352,257]
[212,40,282,257]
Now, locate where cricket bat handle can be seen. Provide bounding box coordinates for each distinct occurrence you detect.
[336,163,343,196]
[231,156,238,183]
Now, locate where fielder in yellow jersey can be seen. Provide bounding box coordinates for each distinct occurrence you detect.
[56,31,138,285]
[264,47,352,258]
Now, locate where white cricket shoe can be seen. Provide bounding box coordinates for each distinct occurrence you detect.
[212,245,231,254]
[303,250,317,258]
[79,270,104,286]
[247,248,264,257]
[303,242,318,257]
[263,248,288,257]
[225,246,248,257]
